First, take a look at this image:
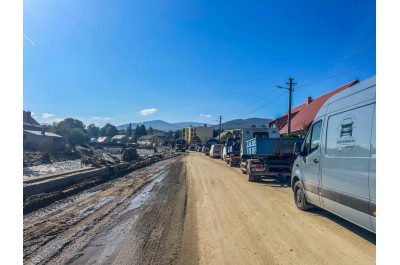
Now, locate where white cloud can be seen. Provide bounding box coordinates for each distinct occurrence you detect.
[140,108,158,116]
[42,113,55,119]
[200,114,213,118]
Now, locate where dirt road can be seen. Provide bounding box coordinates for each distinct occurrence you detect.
[24,152,375,264]
[181,152,375,265]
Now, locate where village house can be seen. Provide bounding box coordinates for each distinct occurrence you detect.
[23,110,65,151]
[137,135,163,146]
[269,80,359,135]
[97,136,110,143]
[111,135,128,143]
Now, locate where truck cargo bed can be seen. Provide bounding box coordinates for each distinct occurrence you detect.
[246,138,304,156]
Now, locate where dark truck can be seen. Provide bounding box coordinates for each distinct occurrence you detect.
[241,137,303,182]
[223,137,241,167]
[175,139,187,152]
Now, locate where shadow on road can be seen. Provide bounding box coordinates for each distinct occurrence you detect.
[257,177,291,188]
[305,208,376,244]
[254,178,375,244]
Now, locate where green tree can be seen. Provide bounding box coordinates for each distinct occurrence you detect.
[147,126,154,135]
[220,133,233,144]
[133,124,147,142]
[140,125,147,136]
[173,129,182,140]
[50,118,90,146]
[69,128,90,146]
[126,123,132,137]
[191,136,202,146]
[100,123,119,138]
[213,129,220,138]
[87,123,100,138]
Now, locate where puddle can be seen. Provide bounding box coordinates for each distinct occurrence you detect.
[76,196,115,216]
[119,170,168,216]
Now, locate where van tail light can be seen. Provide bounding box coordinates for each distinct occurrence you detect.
[251,164,263,168]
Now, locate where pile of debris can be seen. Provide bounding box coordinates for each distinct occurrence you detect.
[81,148,140,168]
[81,153,121,168]
[121,147,139,162]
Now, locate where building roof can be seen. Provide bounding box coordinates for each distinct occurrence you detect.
[272,80,359,134]
[97,136,110,142]
[24,130,63,138]
[214,131,233,140]
[137,135,162,141]
[112,135,127,140]
[23,111,42,130]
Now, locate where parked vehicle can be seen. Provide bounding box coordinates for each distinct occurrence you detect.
[291,76,376,233]
[175,139,187,152]
[209,144,222,158]
[202,146,210,156]
[243,136,303,182]
[205,138,220,149]
[224,137,241,167]
[240,127,280,157]
[221,145,227,160]
[188,146,195,151]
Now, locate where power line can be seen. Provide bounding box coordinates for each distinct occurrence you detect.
[227,41,376,120]
[229,88,281,117]
[296,39,376,79]
[296,62,375,89]
[238,91,286,119]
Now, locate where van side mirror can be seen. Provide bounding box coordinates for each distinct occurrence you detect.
[294,142,302,156]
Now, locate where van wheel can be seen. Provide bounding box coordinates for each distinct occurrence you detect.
[293,181,311,210]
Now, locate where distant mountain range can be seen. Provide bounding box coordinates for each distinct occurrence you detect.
[211,118,272,130]
[117,118,272,132]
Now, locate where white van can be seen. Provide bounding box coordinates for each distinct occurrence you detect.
[292,76,376,233]
[210,144,222,159]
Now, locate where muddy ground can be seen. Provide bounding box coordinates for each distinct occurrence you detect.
[23,156,187,265]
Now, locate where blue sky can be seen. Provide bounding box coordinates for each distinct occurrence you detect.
[23,0,376,127]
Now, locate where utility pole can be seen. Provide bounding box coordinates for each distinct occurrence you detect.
[217,116,223,141]
[277,78,296,135]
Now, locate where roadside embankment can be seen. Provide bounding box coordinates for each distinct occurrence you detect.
[23,153,180,214]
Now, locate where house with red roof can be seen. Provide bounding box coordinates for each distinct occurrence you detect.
[269,80,359,135]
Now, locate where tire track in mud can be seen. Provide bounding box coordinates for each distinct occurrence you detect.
[23,157,182,265]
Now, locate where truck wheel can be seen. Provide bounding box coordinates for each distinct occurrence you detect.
[293,181,311,211]
[248,171,255,182]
